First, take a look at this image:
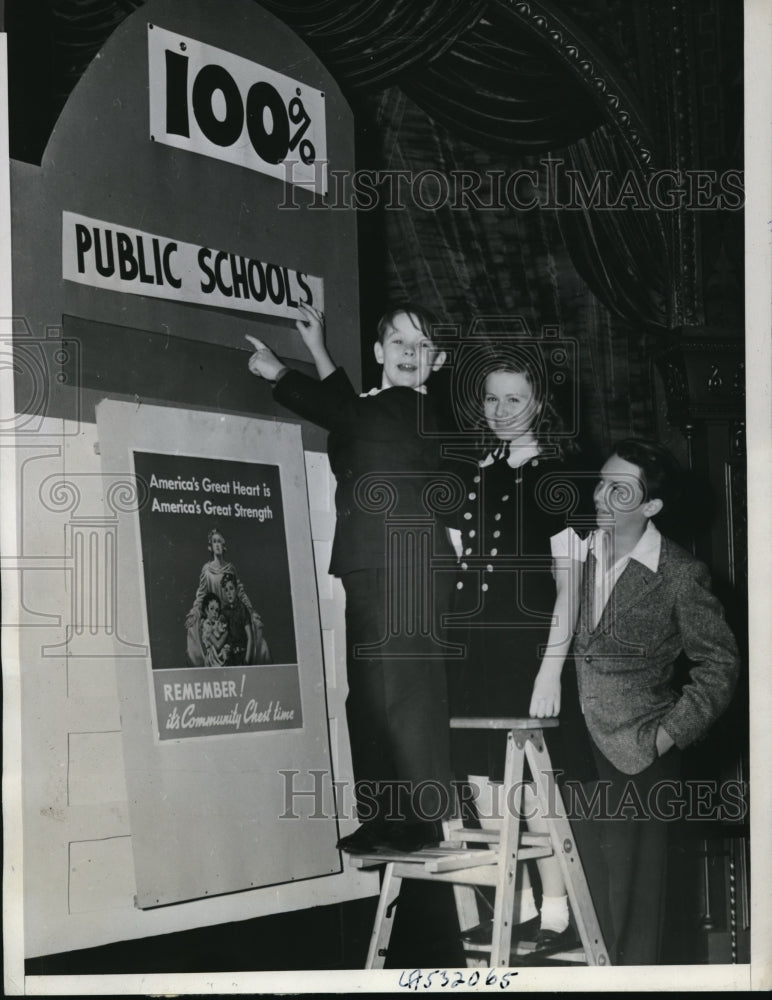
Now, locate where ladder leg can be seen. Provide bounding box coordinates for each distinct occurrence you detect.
[452,885,488,968]
[525,737,610,966]
[365,863,402,969]
[452,883,481,935]
[490,731,526,967]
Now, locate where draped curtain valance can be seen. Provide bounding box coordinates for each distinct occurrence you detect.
[257,0,606,150]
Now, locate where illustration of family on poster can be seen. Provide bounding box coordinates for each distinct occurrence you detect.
[184,526,272,668]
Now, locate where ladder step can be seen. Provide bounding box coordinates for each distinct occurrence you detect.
[513,945,588,964]
[450,716,560,730]
[348,843,553,872]
[462,940,588,964]
[427,850,499,873]
[447,829,499,844]
[436,829,551,847]
[349,847,496,872]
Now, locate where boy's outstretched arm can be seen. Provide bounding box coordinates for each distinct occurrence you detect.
[296,303,335,379]
[246,330,359,434]
[245,336,289,383]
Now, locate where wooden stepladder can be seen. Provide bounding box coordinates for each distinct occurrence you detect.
[350,718,609,968]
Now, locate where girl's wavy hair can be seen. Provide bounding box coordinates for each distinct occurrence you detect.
[475,349,577,459]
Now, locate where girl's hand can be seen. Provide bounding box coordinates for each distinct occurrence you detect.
[245,336,287,382]
[529,664,562,718]
[295,302,325,350]
[655,725,675,756]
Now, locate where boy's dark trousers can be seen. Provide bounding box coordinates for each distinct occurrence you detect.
[272,369,457,824]
[342,567,454,824]
[580,737,682,965]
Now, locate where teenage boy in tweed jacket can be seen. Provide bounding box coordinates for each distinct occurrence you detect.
[572,438,739,965]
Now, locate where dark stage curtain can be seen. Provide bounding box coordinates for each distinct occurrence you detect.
[400,13,603,153]
[258,0,670,338]
[558,126,671,329]
[259,0,604,149]
[257,0,489,89]
[360,87,659,450]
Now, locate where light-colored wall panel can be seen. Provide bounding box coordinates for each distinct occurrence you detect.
[68,838,136,914]
[304,451,333,513]
[321,627,338,691]
[68,732,127,805]
[67,658,120,702]
[312,540,335,600]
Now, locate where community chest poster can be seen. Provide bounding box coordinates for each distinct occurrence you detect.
[133,450,302,739]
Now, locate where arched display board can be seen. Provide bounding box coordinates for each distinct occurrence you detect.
[9,0,373,956]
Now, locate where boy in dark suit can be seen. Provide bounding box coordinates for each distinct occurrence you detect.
[247,303,456,852]
[572,438,740,964]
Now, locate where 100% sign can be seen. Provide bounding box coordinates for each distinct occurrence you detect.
[165,51,318,167]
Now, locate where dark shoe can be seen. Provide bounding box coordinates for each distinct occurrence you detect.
[336,820,385,853]
[373,820,441,853]
[530,925,579,956]
[509,914,541,946]
[463,914,540,946]
[460,918,493,944]
[337,819,440,854]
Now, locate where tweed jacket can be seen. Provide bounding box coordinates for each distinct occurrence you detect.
[274,366,454,577]
[572,532,740,775]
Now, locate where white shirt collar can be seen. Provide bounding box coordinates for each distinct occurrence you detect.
[591,519,662,573]
[360,384,427,397]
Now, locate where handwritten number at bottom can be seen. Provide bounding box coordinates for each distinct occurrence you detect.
[397,968,515,990]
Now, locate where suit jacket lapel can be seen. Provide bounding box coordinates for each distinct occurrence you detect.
[583,539,666,642]
[580,552,597,635]
[596,559,663,638]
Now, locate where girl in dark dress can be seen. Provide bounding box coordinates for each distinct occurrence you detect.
[448,348,589,953]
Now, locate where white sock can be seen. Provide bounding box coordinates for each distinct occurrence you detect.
[540,894,570,934]
[514,886,539,923]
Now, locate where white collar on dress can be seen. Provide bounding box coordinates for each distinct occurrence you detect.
[479,441,541,469]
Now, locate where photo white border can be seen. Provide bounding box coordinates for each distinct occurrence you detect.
[744,0,772,990]
[3,0,771,991]
[1,29,26,1000]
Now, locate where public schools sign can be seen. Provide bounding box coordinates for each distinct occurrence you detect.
[148,24,328,193]
[62,210,323,318]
